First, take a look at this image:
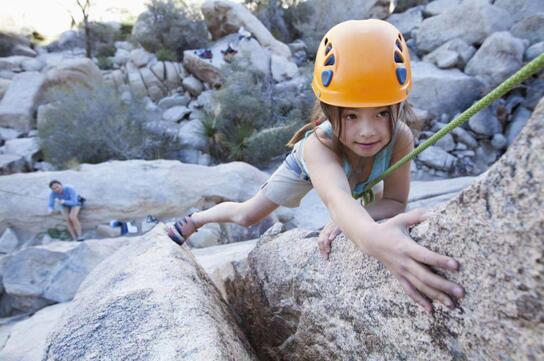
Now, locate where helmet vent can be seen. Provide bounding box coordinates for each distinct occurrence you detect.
[324,37,329,46]
[396,67,407,85]
[394,51,404,64]
[324,54,335,66]
[395,39,402,51]
[325,43,333,56]
[321,70,333,87]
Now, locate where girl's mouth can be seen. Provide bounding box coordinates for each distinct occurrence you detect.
[355,140,380,150]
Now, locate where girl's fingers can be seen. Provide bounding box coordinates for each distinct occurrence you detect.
[393,208,429,228]
[408,260,464,299]
[330,227,342,240]
[397,274,433,313]
[408,243,459,272]
[404,269,455,309]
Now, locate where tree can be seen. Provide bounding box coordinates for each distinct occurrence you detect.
[75,0,92,58]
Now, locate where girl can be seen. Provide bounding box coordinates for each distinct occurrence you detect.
[168,19,464,313]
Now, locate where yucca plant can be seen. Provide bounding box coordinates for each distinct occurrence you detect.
[221,120,256,161]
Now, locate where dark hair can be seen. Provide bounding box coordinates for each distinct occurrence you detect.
[286,99,415,162]
[49,180,62,188]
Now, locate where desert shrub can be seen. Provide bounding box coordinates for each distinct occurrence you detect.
[244,0,302,43]
[38,84,181,168]
[96,56,114,70]
[203,56,313,165]
[96,43,116,57]
[156,48,177,61]
[132,0,208,58]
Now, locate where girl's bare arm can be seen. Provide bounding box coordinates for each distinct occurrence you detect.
[304,132,464,313]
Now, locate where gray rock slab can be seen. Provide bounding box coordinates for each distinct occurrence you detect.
[410,61,483,115]
[1,237,130,315]
[465,32,527,92]
[417,1,512,52]
[0,160,269,239]
[223,97,544,360]
[0,303,69,361]
[42,225,258,361]
[494,0,544,23]
[0,72,46,131]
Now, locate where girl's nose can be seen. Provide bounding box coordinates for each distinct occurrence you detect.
[358,122,376,138]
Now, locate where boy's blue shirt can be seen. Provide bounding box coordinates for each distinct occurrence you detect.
[48,185,80,211]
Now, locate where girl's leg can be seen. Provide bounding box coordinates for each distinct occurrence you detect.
[69,207,83,239]
[177,190,280,239]
[61,207,77,240]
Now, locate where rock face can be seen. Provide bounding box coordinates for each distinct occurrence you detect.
[201,0,291,59]
[224,98,544,360]
[0,160,268,239]
[0,72,45,131]
[42,225,258,361]
[1,237,129,316]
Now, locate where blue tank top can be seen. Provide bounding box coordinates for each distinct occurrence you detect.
[291,120,398,197]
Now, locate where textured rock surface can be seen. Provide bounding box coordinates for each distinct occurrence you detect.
[1,237,129,316]
[224,98,544,360]
[0,160,268,239]
[0,303,69,361]
[201,0,291,58]
[42,225,258,361]
[0,72,45,131]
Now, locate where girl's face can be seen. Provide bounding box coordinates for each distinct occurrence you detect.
[337,106,392,158]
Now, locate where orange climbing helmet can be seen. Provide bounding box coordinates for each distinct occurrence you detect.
[311,19,412,108]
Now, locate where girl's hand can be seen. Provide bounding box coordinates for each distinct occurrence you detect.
[362,208,464,314]
[318,221,343,260]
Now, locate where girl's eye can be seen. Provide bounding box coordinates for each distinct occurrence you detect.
[378,111,391,118]
[345,113,357,120]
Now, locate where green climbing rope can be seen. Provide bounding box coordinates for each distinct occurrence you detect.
[356,53,544,203]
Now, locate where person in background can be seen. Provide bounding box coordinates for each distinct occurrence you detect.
[47,180,84,241]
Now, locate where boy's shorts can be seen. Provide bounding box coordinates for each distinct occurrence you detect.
[259,162,313,208]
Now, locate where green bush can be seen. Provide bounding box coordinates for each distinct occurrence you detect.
[156,48,177,61]
[132,0,208,57]
[203,55,313,165]
[96,56,114,70]
[96,43,116,57]
[38,84,181,169]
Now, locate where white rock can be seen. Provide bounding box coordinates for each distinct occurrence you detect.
[271,54,298,82]
[424,0,462,16]
[163,106,191,122]
[465,32,527,92]
[0,228,19,254]
[158,94,191,110]
[0,72,46,131]
[417,145,457,171]
[506,107,532,145]
[387,7,423,36]
[0,154,26,175]
[434,133,456,152]
[0,127,21,141]
[468,107,503,136]
[21,58,44,72]
[0,303,70,361]
[452,127,478,149]
[417,1,512,52]
[113,48,130,65]
[409,62,483,115]
[130,48,151,68]
[525,41,544,61]
[491,133,507,150]
[4,137,40,164]
[201,0,292,58]
[182,75,204,97]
